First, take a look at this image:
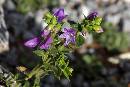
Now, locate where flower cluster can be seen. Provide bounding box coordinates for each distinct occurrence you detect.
[23,8,103,80]
[25,8,103,50]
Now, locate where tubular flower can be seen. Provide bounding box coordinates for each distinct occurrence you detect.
[24,29,52,49]
[87,11,98,20]
[40,35,52,49]
[59,28,76,46]
[53,8,67,22]
[24,37,40,48]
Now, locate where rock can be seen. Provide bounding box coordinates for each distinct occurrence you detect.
[124,0,130,3]
[35,9,48,30]
[6,47,17,65]
[123,9,130,18]
[80,5,90,19]
[0,1,9,53]
[105,14,121,25]
[108,52,130,64]
[5,12,26,37]
[73,74,84,87]
[4,0,16,11]
[0,0,5,6]
[124,72,130,83]
[91,80,106,87]
[0,65,17,87]
[123,19,130,32]
[61,79,69,87]
[83,82,89,87]
[86,0,98,9]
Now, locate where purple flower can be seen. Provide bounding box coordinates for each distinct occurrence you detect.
[24,37,40,48]
[40,35,53,49]
[87,11,98,20]
[41,29,50,37]
[53,8,67,22]
[24,30,52,49]
[59,28,76,46]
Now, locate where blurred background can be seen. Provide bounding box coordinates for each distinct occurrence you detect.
[0,0,130,87]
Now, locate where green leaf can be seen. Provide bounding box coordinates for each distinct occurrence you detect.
[56,56,73,80]
[76,34,85,47]
[95,17,102,25]
[44,12,53,19]
[78,23,82,32]
[58,45,65,52]
[93,25,101,32]
[33,77,40,87]
[70,23,78,30]
[49,24,55,29]
[44,12,53,24]
[51,17,57,25]
[33,50,44,57]
[26,65,42,80]
[23,81,30,87]
[62,67,73,80]
[55,23,62,30]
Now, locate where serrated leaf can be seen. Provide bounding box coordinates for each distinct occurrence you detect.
[95,17,102,25]
[56,56,73,80]
[44,12,53,24]
[55,23,62,30]
[93,25,101,32]
[33,50,44,57]
[44,12,53,19]
[51,17,57,25]
[62,67,73,80]
[26,65,42,80]
[23,81,30,87]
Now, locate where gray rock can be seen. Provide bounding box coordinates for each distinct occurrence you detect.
[83,82,89,87]
[105,14,121,25]
[6,47,17,65]
[124,0,130,3]
[91,80,106,87]
[0,65,17,87]
[86,0,98,9]
[0,2,9,53]
[123,19,130,32]
[5,12,26,37]
[0,0,5,6]
[61,79,69,86]
[4,0,16,10]
[123,9,130,18]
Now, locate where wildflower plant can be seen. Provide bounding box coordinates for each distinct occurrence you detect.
[11,8,103,86]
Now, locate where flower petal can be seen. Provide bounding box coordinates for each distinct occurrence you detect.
[70,37,76,43]
[41,29,50,37]
[40,44,50,49]
[54,8,64,17]
[59,28,76,46]
[24,37,39,48]
[45,36,53,44]
[64,40,71,46]
[40,36,53,49]
[87,11,98,20]
[53,8,67,22]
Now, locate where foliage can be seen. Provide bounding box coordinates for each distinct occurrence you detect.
[2,8,102,87]
[94,22,129,52]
